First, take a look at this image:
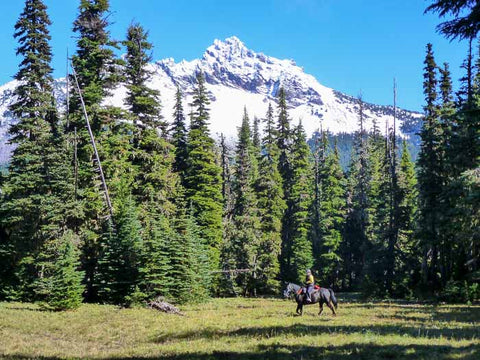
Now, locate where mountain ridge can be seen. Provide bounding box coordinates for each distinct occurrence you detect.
[0,36,422,164]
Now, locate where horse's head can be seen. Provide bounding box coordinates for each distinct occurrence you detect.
[283,283,295,299]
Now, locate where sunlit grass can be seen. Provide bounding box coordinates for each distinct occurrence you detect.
[0,296,478,359]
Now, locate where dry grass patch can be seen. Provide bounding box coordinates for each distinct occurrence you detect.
[0,296,478,359]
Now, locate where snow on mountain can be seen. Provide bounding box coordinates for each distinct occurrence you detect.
[0,36,422,163]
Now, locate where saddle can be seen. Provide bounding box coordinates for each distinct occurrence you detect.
[296,285,321,295]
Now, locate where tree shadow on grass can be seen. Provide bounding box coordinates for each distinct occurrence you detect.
[3,343,479,360]
[153,322,480,343]
[430,306,480,324]
[345,301,479,325]
[381,305,480,324]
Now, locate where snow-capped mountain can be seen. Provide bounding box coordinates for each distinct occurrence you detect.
[0,36,422,163]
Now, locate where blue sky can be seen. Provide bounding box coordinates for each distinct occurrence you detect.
[0,0,468,112]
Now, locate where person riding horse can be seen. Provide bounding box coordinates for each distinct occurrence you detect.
[284,281,338,316]
[304,269,314,303]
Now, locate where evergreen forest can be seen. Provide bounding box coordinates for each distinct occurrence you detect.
[0,0,478,310]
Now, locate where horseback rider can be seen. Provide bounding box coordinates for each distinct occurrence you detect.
[304,269,314,303]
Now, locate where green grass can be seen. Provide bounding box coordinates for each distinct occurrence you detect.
[0,296,478,359]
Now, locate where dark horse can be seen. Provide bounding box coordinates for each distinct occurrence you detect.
[284,282,338,316]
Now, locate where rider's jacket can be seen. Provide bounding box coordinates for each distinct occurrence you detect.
[305,274,314,285]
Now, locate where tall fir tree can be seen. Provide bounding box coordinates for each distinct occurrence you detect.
[184,72,223,275]
[68,0,124,302]
[121,22,184,304]
[394,140,419,296]
[310,131,327,267]
[123,22,178,216]
[316,140,346,287]
[123,23,165,133]
[255,105,286,293]
[417,43,443,290]
[442,39,480,285]
[274,89,299,282]
[455,38,480,173]
[341,96,370,290]
[0,0,79,301]
[282,122,314,283]
[437,62,459,284]
[427,0,480,296]
[362,127,393,297]
[232,108,258,216]
[225,108,262,295]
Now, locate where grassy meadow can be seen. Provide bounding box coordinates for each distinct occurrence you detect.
[0,295,479,359]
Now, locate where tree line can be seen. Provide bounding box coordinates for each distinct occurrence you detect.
[0,0,478,310]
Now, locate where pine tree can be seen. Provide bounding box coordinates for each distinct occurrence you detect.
[168,213,211,303]
[284,122,314,283]
[443,39,480,285]
[317,140,346,287]
[417,43,443,290]
[453,38,480,174]
[455,168,480,286]
[255,106,286,293]
[133,125,179,218]
[97,195,143,305]
[426,1,480,40]
[68,0,124,302]
[394,140,419,297]
[310,130,327,270]
[123,23,165,133]
[36,231,84,310]
[264,103,278,147]
[275,89,299,282]
[184,72,223,274]
[437,62,459,285]
[138,213,172,300]
[227,108,262,295]
[182,214,211,302]
[457,39,474,108]
[123,22,178,216]
[341,96,370,290]
[362,127,393,297]
[232,108,258,216]
[0,0,77,300]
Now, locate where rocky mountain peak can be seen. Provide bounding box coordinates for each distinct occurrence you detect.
[0,36,422,164]
[205,36,251,61]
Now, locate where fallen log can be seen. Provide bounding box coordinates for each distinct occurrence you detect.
[147,297,184,316]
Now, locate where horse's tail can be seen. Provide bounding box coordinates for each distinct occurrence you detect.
[328,288,338,309]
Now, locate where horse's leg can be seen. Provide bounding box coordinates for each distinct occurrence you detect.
[318,301,324,316]
[297,304,303,316]
[327,301,337,316]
